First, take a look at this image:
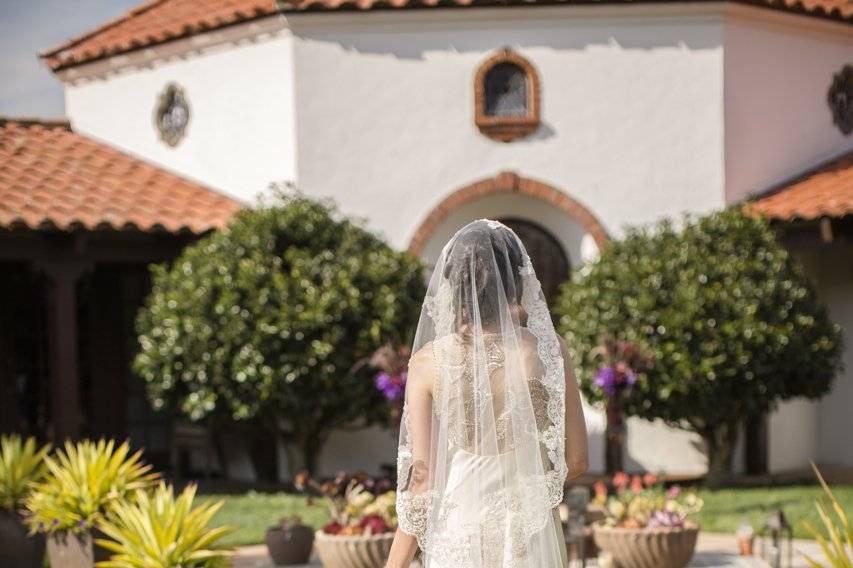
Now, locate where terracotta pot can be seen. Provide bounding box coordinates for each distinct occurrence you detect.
[46,530,111,568]
[592,523,699,568]
[313,530,394,568]
[265,523,314,565]
[738,535,755,556]
[0,511,44,568]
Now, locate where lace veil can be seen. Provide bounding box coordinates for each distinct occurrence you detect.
[396,219,567,567]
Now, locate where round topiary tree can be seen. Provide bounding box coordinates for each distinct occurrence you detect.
[134,191,425,477]
[555,207,843,486]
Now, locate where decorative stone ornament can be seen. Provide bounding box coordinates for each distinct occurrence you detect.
[474,49,541,142]
[154,83,190,147]
[828,64,853,136]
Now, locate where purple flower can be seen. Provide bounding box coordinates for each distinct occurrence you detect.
[594,366,637,397]
[77,519,87,529]
[375,371,406,401]
[666,485,681,499]
[594,367,619,397]
[647,510,685,528]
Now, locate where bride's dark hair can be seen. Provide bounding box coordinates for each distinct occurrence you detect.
[442,220,524,330]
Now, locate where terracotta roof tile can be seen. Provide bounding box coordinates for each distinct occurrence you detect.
[0,117,241,233]
[40,0,280,71]
[750,151,853,221]
[39,0,853,71]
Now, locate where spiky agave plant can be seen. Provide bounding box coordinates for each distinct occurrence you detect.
[24,439,159,534]
[96,483,233,568]
[0,434,50,512]
[803,463,853,568]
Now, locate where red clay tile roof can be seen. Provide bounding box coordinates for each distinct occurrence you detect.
[40,0,280,71]
[750,151,853,221]
[0,117,241,233]
[39,0,853,71]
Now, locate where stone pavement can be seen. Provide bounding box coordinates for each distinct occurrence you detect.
[231,531,828,568]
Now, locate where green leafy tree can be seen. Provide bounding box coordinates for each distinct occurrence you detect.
[134,191,425,476]
[556,207,843,486]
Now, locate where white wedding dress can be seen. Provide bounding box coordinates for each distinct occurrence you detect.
[396,220,570,568]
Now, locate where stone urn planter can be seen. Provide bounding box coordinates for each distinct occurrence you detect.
[46,530,111,568]
[265,521,314,565]
[313,530,394,568]
[592,523,699,568]
[0,511,44,568]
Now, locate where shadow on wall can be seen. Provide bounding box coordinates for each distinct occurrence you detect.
[291,16,721,61]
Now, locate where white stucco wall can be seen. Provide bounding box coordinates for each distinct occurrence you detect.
[767,398,820,472]
[62,17,297,204]
[290,7,726,250]
[723,10,853,203]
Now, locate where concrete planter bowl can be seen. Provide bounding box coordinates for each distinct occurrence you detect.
[592,523,699,568]
[314,530,394,568]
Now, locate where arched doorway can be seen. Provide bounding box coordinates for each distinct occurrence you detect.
[500,218,569,306]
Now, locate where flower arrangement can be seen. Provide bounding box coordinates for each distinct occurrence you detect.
[592,337,653,398]
[593,338,653,473]
[357,342,411,426]
[295,470,396,536]
[593,473,703,530]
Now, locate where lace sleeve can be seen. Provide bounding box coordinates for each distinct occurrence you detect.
[396,345,436,539]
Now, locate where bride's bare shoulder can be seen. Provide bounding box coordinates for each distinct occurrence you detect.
[408,342,437,391]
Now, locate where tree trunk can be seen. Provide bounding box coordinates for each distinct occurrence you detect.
[702,422,740,488]
[247,428,279,483]
[299,430,327,476]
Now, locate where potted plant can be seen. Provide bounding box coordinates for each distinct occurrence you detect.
[592,473,703,568]
[23,439,159,568]
[96,482,233,568]
[296,471,396,568]
[0,434,50,568]
[265,515,314,566]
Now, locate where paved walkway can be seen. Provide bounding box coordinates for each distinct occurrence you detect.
[231,531,830,568]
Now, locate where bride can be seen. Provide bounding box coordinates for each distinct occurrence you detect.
[385,219,588,568]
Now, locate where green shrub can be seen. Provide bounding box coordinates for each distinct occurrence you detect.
[134,191,425,474]
[0,434,50,512]
[97,483,232,568]
[556,207,843,485]
[24,439,159,533]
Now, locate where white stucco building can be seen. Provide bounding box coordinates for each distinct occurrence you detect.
[35,0,853,478]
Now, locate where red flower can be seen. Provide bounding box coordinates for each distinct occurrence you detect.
[593,481,608,500]
[360,514,390,535]
[630,475,643,493]
[642,473,659,488]
[612,472,630,490]
[323,521,343,535]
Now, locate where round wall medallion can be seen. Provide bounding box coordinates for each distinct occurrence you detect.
[154,83,190,147]
[828,64,853,136]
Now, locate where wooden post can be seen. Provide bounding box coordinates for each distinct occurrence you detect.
[40,260,89,442]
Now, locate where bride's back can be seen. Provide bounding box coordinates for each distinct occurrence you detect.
[411,328,549,456]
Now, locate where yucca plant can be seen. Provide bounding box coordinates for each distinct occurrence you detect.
[24,439,159,534]
[803,463,853,568]
[0,434,50,512]
[96,483,233,568]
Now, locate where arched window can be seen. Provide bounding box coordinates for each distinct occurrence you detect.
[474,50,540,142]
